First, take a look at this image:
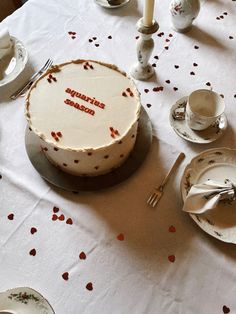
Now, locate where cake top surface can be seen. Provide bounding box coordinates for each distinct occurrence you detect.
[26,60,141,150]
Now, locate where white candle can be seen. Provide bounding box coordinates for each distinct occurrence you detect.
[143,0,155,27]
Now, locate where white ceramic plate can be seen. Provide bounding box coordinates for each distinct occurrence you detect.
[0,36,28,87]
[181,148,236,243]
[95,0,130,9]
[0,287,54,314]
[170,96,227,144]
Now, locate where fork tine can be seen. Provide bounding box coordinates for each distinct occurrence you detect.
[147,193,157,206]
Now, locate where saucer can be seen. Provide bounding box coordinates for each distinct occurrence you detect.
[181,148,236,243]
[25,106,152,191]
[0,287,55,314]
[169,96,227,144]
[95,0,130,9]
[0,36,28,87]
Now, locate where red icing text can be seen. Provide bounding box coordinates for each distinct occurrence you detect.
[64,99,95,116]
[65,88,105,109]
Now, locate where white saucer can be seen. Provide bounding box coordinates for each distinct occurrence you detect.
[0,287,54,314]
[0,36,28,87]
[95,0,130,9]
[169,96,227,144]
[181,148,236,243]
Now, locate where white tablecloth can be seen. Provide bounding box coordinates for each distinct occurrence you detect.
[1,0,236,313]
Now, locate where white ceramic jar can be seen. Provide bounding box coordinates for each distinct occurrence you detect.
[169,0,200,32]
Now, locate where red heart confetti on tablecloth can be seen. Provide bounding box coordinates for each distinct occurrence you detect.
[62,272,69,281]
[66,218,73,225]
[86,282,93,291]
[30,227,37,235]
[169,225,176,233]
[117,233,124,241]
[8,213,14,220]
[168,255,175,263]
[29,248,36,256]
[79,252,87,260]
[223,305,230,313]
[146,103,152,108]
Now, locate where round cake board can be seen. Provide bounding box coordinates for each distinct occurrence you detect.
[25,107,152,191]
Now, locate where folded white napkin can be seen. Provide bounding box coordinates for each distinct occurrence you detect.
[0,28,13,61]
[183,180,236,214]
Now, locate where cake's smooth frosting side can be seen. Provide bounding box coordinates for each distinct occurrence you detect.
[26,60,141,176]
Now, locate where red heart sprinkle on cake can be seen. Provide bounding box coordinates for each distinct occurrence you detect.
[117,233,124,241]
[169,225,176,233]
[52,214,58,221]
[66,218,73,225]
[59,214,65,221]
[168,255,175,263]
[53,206,59,213]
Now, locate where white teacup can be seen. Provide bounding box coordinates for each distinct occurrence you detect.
[186,89,225,131]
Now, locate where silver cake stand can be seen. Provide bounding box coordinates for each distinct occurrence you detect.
[25,107,152,191]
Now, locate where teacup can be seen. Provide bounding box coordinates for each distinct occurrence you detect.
[186,89,225,131]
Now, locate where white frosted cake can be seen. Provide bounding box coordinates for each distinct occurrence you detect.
[26,60,141,176]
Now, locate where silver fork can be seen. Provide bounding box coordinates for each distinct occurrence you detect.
[147,152,185,208]
[10,58,53,100]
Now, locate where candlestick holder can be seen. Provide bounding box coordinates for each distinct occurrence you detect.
[130,18,159,81]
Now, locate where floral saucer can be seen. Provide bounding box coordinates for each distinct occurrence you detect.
[95,0,130,9]
[0,36,28,87]
[169,96,227,144]
[0,287,54,314]
[181,148,236,243]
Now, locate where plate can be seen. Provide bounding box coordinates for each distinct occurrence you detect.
[95,0,130,9]
[169,96,227,144]
[25,106,152,191]
[0,36,28,87]
[0,287,54,314]
[181,148,236,243]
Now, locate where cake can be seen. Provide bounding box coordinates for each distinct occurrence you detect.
[26,60,141,176]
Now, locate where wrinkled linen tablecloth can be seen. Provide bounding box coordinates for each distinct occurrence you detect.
[1,0,236,313]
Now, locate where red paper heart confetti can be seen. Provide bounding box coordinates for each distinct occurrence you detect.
[86,282,93,291]
[62,272,69,281]
[0,174,2,179]
[169,225,176,233]
[144,89,149,93]
[146,103,152,108]
[229,36,234,39]
[8,213,14,220]
[135,36,139,40]
[165,80,170,84]
[193,63,198,66]
[52,214,58,221]
[190,71,195,75]
[173,87,178,91]
[53,206,59,213]
[30,227,37,235]
[66,218,73,225]
[152,63,156,67]
[59,214,65,221]
[117,233,124,241]
[194,45,199,49]
[29,248,36,256]
[154,55,159,60]
[223,305,230,313]
[79,252,87,260]
[108,35,112,39]
[168,255,175,263]
[206,82,211,86]
[174,65,179,69]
